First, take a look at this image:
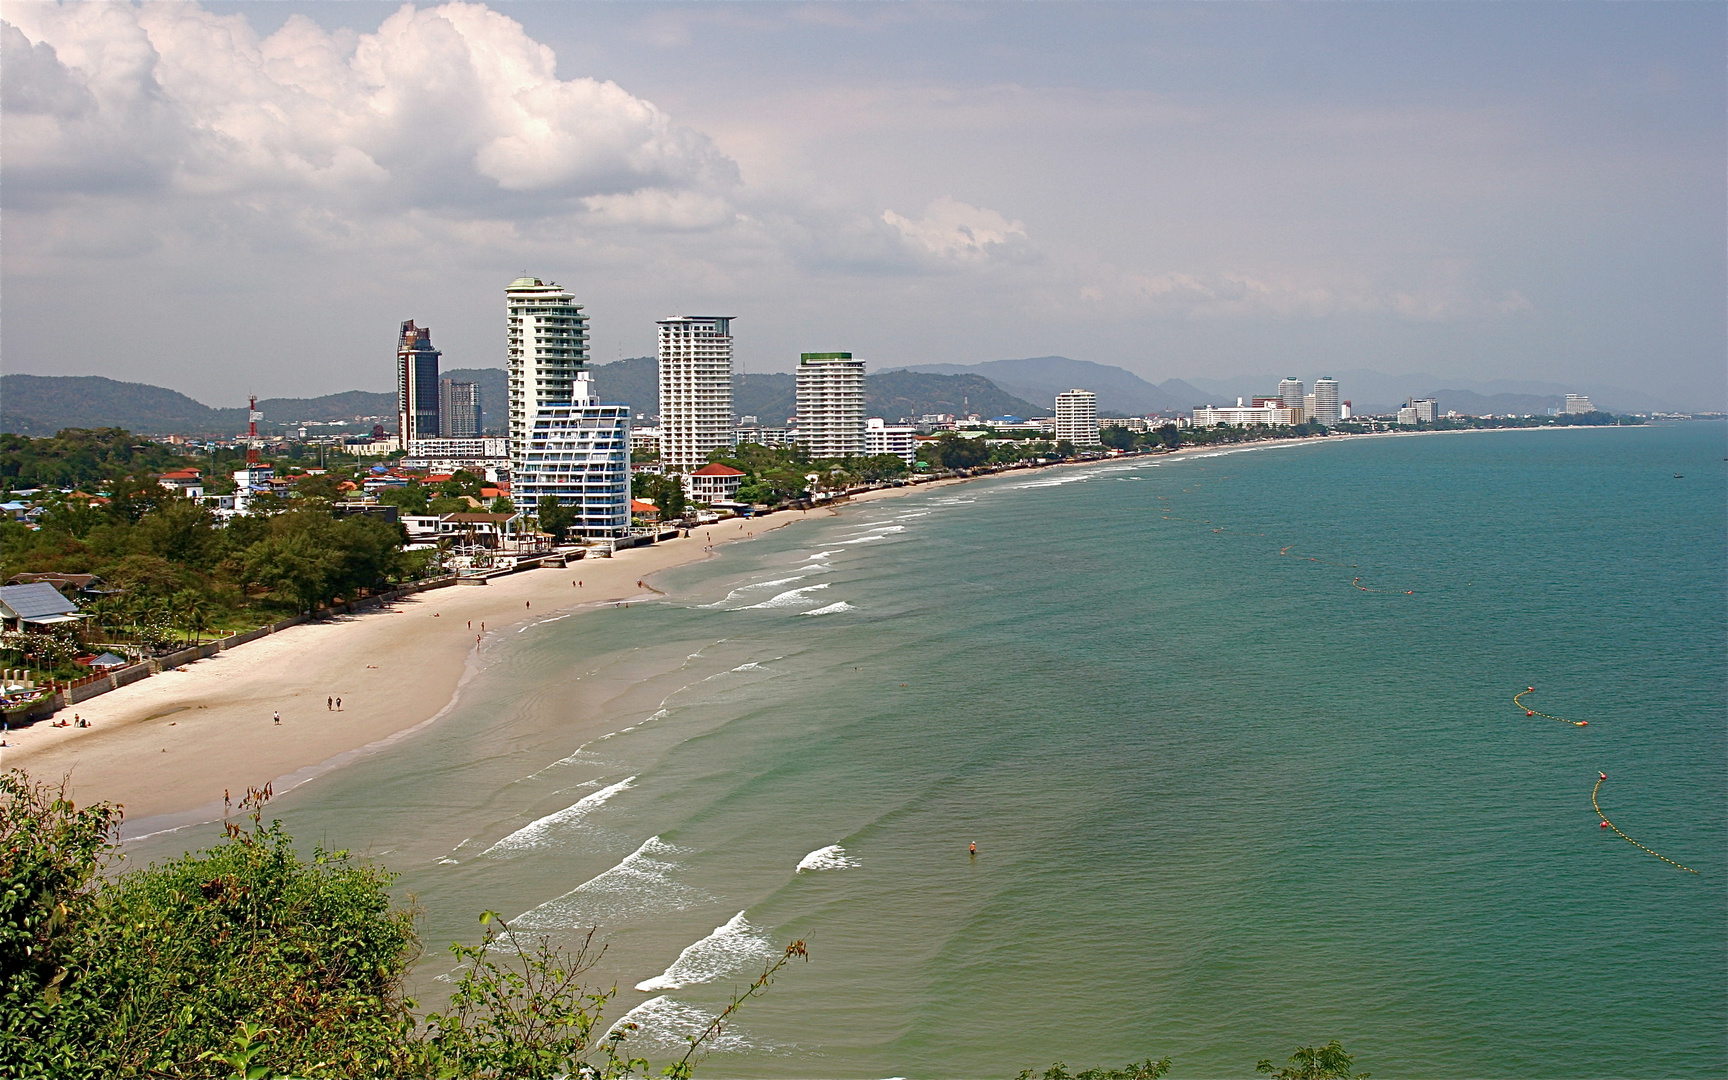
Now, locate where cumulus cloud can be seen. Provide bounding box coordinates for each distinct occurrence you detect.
[2,1,738,234]
[882,195,1027,263]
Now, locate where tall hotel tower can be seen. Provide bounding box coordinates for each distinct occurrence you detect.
[657,316,734,477]
[1053,388,1100,446]
[796,352,867,458]
[1311,377,1342,426]
[1278,377,1305,416]
[508,276,630,536]
[397,320,442,450]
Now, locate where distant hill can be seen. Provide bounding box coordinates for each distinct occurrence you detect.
[0,374,403,437]
[864,370,1044,421]
[881,357,1207,414]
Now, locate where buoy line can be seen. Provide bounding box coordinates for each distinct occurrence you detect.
[1592,773,1699,874]
[1513,687,1588,726]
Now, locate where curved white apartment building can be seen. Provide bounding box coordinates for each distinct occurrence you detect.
[507,276,589,452]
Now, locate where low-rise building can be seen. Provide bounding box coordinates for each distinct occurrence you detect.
[158,469,204,497]
[865,418,918,464]
[688,463,745,503]
[1191,403,1304,427]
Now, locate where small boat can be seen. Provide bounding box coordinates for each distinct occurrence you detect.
[1674,473,1684,478]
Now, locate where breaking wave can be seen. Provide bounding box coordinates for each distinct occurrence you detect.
[634,911,775,992]
[483,777,636,855]
[796,844,859,872]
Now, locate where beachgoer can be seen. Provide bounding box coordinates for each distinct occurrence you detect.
[335,697,341,710]
[467,621,471,629]
[970,842,977,857]
[273,711,281,725]
[327,696,333,710]
[526,601,531,608]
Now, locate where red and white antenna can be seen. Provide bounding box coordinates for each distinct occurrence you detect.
[247,395,261,464]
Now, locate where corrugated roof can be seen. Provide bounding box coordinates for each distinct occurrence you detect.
[0,582,79,620]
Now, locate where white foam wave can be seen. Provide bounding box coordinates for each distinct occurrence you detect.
[741,583,830,609]
[800,601,855,616]
[515,835,706,929]
[612,996,758,1052]
[484,776,636,855]
[634,911,775,992]
[796,843,859,872]
[836,533,888,544]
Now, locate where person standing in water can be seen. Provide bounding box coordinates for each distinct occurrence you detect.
[969,841,977,857]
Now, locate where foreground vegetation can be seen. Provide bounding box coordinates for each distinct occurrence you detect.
[0,770,801,1078]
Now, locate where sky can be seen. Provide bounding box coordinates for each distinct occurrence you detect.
[2,1,1723,408]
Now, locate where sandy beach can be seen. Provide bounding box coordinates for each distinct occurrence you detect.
[3,508,834,829]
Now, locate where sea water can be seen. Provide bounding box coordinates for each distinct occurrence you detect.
[130,423,1727,1077]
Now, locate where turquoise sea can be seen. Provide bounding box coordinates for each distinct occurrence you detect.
[133,423,1728,1077]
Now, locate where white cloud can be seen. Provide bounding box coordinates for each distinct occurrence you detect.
[882,195,1027,263]
[2,2,738,234]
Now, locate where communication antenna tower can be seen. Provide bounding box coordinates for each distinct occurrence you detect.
[247,395,261,465]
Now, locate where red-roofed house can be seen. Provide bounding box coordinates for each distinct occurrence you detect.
[158,468,204,498]
[688,463,744,503]
[631,499,661,522]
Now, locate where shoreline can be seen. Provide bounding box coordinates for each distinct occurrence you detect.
[4,507,829,833]
[2,425,1562,834]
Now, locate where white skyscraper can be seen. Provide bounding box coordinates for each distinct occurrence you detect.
[658,316,734,478]
[796,352,867,458]
[1279,377,1305,415]
[1054,389,1099,445]
[1311,377,1341,427]
[506,276,588,457]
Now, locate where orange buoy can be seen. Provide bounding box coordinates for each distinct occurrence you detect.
[1526,710,1534,716]
[1600,821,1610,828]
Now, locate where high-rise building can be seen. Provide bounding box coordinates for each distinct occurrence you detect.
[796,353,867,458]
[1311,377,1341,427]
[1564,393,1595,414]
[1054,389,1099,445]
[658,316,734,478]
[512,371,631,538]
[1279,377,1305,414]
[865,417,918,464]
[506,276,589,460]
[397,320,441,449]
[1410,397,1438,423]
[439,379,480,438]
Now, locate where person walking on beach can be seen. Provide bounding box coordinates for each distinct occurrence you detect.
[327,696,333,711]
[335,697,341,710]
[273,711,281,726]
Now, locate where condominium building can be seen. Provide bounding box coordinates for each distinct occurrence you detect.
[1054,389,1100,445]
[440,379,481,438]
[512,371,631,538]
[1311,377,1342,427]
[865,417,918,464]
[1192,403,1304,427]
[1279,377,1305,414]
[1397,405,1420,426]
[397,320,441,449]
[796,352,867,458]
[658,316,734,478]
[1564,393,1595,414]
[506,276,589,459]
[1410,397,1438,423]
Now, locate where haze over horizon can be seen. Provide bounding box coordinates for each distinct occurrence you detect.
[3,2,1723,408]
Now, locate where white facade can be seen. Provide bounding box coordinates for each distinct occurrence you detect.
[506,276,589,461]
[1054,389,1100,445]
[1397,406,1420,426]
[1192,404,1304,427]
[1279,377,1305,414]
[1564,393,1595,414]
[796,352,867,458]
[865,417,918,464]
[513,372,631,538]
[1311,378,1342,427]
[1410,398,1438,423]
[658,316,734,478]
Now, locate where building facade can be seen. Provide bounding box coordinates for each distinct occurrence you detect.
[1564,393,1595,414]
[1279,377,1305,415]
[865,417,918,464]
[688,463,745,503]
[1054,389,1100,445]
[440,379,481,437]
[796,352,867,458]
[397,320,442,448]
[658,316,734,478]
[506,276,589,460]
[1410,397,1438,423]
[1191,403,1304,427]
[1311,377,1342,427]
[511,371,631,538]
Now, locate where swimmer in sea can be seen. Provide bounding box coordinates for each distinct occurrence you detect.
[969,841,977,857]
